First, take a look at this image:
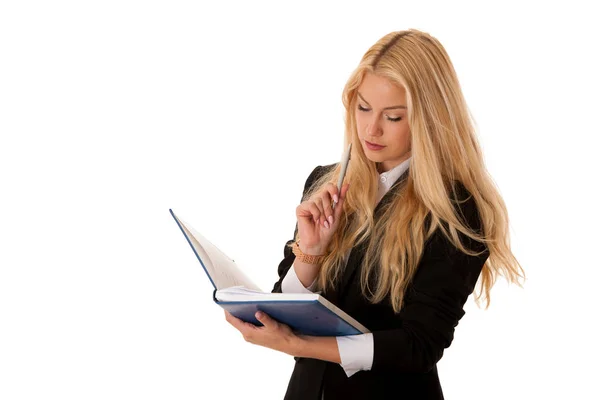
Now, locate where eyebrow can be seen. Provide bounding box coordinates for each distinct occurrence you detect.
[357,92,407,110]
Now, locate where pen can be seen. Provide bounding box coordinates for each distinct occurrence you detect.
[333,143,352,210]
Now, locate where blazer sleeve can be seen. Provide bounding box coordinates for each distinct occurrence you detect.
[271,165,329,293]
[371,188,490,373]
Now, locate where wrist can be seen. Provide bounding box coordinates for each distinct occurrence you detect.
[299,243,325,256]
[290,334,308,358]
[292,240,327,265]
[289,335,341,364]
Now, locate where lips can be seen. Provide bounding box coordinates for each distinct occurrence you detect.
[365,140,385,151]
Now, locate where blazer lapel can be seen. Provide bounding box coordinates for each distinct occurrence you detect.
[331,169,410,305]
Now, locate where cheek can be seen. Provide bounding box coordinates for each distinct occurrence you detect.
[354,113,363,132]
[392,125,411,148]
[355,112,368,132]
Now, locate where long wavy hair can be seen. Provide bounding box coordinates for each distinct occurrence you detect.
[298,29,524,312]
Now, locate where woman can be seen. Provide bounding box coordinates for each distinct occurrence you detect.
[225,28,524,399]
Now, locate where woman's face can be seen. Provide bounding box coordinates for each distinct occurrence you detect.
[355,72,411,173]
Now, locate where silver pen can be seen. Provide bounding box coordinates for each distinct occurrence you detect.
[333,143,352,210]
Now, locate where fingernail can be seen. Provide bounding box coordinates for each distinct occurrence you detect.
[328,216,333,224]
[333,194,339,203]
[256,311,263,319]
[324,220,330,229]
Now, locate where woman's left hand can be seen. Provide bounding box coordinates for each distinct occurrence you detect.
[225,310,300,356]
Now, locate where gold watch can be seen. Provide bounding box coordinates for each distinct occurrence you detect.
[291,241,326,265]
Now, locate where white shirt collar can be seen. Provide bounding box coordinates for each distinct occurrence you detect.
[376,157,411,204]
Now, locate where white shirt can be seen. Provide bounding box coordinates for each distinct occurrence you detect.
[281,157,412,377]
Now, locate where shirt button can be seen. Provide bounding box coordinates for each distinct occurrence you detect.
[380,176,387,183]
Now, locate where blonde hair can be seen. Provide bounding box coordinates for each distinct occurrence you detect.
[299,29,524,312]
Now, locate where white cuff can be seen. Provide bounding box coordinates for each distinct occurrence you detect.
[281,263,317,293]
[336,333,374,378]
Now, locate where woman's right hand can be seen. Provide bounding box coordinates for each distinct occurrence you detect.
[295,182,350,256]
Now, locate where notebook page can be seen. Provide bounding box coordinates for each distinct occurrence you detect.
[175,214,262,291]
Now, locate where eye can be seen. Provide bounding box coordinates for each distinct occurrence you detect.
[386,116,402,122]
[357,104,370,112]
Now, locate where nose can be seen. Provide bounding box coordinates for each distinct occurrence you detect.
[366,116,383,137]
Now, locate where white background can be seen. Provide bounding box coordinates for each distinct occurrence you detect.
[1,1,599,399]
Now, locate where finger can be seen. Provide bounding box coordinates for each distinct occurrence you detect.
[297,202,322,224]
[225,310,243,329]
[226,311,254,331]
[324,182,340,204]
[255,311,277,329]
[225,310,233,324]
[311,199,325,218]
[321,186,338,224]
[307,202,324,224]
[324,182,339,215]
[340,182,350,199]
[319,195,333,228]
[311,193,327,226]
[334,183,350,220]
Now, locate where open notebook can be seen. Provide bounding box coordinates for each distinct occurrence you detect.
[170,209,369,336]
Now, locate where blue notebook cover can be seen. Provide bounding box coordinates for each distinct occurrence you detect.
[218,300,364,336]
[216,296,366,336]
[170,209,369,336]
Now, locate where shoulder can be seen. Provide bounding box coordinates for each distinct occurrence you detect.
[301,163,337,197]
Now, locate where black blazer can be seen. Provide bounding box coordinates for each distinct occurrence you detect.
[272,164,490,400]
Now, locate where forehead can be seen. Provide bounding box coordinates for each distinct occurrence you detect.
[357,72,407,104]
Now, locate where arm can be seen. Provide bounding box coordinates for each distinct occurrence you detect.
[278,267,375,377]
[272,165,330,294]
[294,335,341,363]
[272,241,322,293]
[279,257,374,377]
[280,263,319,293]
[269,165,373,376]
